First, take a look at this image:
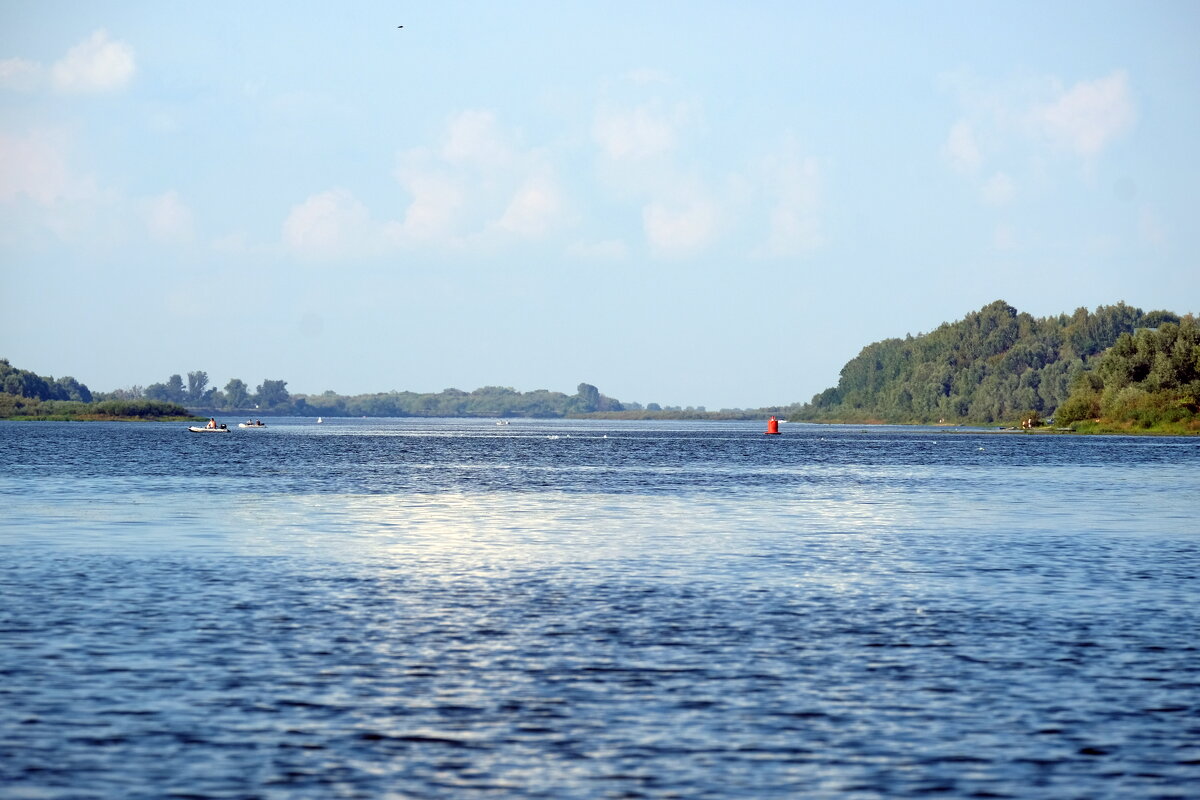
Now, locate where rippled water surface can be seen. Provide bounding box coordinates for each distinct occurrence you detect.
[1,418,1197,798]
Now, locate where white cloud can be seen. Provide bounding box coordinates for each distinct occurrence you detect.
[593,93,828,259]
[51,29,135,93]
[145,190,194,243]
[943,69,1134,221]
[389,111,567,249]
[758,144,823,257]
[594,103,679,161]
[0,129,142,247]
[494,172,563,238]
[945,69,1134,170]
[0,58,41,91]
[945,119,981,174]
[441,110,511,167]
[290,112,564,256]
[0,131,73,205]
[592,90,731,256]
[566,238,628,260]
[391,166,465,243]
[980,171,1015,206]
[1032,71,1133,158]
[283,189,375,259]
[643,197,716,255]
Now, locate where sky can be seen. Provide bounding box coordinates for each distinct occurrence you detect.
[2,2,1198,410]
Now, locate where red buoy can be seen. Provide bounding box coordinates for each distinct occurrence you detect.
[765,416,781,435]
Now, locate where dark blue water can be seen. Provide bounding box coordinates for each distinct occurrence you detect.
[1,418,1197,798]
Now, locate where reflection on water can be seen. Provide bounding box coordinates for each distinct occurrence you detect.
[0,419,1198,798]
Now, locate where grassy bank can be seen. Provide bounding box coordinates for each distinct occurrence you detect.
[1063,418,1200,436]
[8,414,202,422]
[1,394,200,422]
[782,415,1200,435]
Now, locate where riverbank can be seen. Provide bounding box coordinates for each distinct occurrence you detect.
[6,409,1196,434]
[1062,418,1200,436]
[0,395,200,422]
[4,414,203,422]
[794,417,1200,435]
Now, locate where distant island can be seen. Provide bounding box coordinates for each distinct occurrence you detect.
[0,360,195,421]
[5,300,1197,433]
[118,376,740,418]
[789,300,1199,435]
[1,362,776,422]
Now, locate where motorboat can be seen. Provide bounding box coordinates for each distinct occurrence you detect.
[238,421,267,428]
[188,425,230,433]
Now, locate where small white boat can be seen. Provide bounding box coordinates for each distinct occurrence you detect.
[188,425,230,433]
[496,420,510,425]
[317,417,323,424]
[238,422,267,429]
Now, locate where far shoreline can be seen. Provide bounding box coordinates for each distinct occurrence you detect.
[2,415,203,422]
[5,413,1196,436]
[786,418,1199,436]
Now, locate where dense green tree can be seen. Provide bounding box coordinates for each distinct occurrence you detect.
[224,378,250,409]
[1054,392,1101,425]
[144,374,185,403]
[255,379,290,409]
[792,300,1173,424]
[55,376,92,403]
[144,382,169,401]
[3,369,50,399]
[575,382,601,412]
[1141,310,1181,329]
[187,370,209,402]
[0,359,87,401]
[1056,316,1200,427]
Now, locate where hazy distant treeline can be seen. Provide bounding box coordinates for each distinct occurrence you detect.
[287,383,629,418]
[107,374,640,418]
[0,358,725,419]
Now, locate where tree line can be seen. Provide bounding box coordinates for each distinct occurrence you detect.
[13,303,1194,428]
[290,383,628,418]
[109,375,631,418]
[1,359,93,402]
[1,359,191,419]
[3,358,718,420]
[790,300,1186,425]
[112,371,292,411]
[1055,316,1199,430]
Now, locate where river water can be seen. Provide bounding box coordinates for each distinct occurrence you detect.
[1,418,1197,798]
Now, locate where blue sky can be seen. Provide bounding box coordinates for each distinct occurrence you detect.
[2,2,1197,409]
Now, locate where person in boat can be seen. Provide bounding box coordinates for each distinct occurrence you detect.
[255,420,262,426]
[206,417,217,429]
